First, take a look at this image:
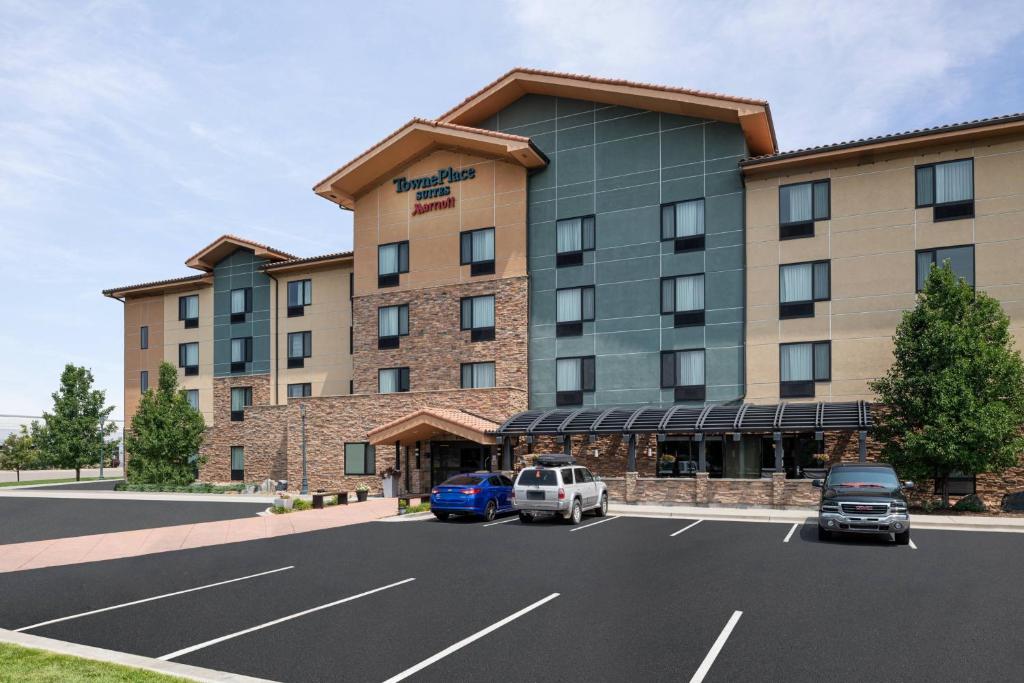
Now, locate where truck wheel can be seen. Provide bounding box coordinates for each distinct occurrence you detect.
[482,500,497,522]
[594,493,608,517]
[434,511,449,521]
[817,526,831,542]
[895,529,911,546]
[565,499,583,525]
[518,512,533,524]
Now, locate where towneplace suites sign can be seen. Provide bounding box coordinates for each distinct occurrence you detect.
[393,166,476,216]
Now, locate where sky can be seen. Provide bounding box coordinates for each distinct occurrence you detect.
[1,0,1023,421]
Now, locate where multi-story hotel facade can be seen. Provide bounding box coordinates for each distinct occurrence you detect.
[105,70,1024,508]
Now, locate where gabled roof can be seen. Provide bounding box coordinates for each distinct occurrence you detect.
[262,250,354,273]
[366,407,499,445]
[185,234,297,272]
[102,273,212,299]
[741,112,1024,173]
[313,118,548,209]
[438,68,777,156]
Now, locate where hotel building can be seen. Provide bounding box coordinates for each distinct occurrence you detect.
[104,69,1024,507]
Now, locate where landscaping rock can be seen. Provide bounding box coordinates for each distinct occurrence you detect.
[1001,491,1024,512]
[952,494,987,513]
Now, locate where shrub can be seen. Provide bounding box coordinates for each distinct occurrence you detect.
[292,499,312,511]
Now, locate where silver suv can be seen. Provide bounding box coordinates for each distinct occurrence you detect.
[512,454,608,525]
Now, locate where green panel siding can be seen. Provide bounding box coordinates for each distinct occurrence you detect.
[506,95,747,409]
[213,248,272,377]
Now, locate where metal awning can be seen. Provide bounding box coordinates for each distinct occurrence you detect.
[492,401,872,437]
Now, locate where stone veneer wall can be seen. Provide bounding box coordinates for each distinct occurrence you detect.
[198,374,273,482]
[352,277,528,394]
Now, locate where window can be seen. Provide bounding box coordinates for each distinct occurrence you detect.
[561,468,575,484]
[555,215,596,267]
[555,286,595,337]
[916,158,974,221]
[661,198,705,252]
[461,362,496,389]
[460,295,495,342]
[230,446,244,481]
[460,227,495,275]
[779,261,830,318]
[140,370,149,392]
[916,245,974,292]
[377,305,409,349]
[661,349,706,401]
[287,279,312,317]
[379,367,410,393]
[780,341,831,398]
[178,295,199,328]
[287,383,312,398]
[936,470,976,496]
[178,342,199,375]
[378,241,409,287]
[661,274,705,327]
[779,180,829,239]
[230,337,252,373]
[230,387,252,421]
[230,287,252,323]
[287,331,311,368]
[140,326,149,350]
[184,389,199,410]
[344,442,375,476]
[657,439,700,478]
[555,356,595,406]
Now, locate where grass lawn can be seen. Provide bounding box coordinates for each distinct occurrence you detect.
[0,643,186,682]
[0,477,103,488]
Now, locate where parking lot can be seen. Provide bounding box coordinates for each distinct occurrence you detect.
[2,512,1023,682]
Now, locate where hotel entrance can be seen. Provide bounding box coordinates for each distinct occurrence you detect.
[430,441,492,487]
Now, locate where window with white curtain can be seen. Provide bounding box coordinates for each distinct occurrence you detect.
[287,383,311,398]
[661,199,705,239]
[556,286,595,323]
[378,305,409,338]
[140,370,149,392]
[378,367,409,393]
[660,350,705,387]
[178,342,199,369]
[779,180,829,225]
[460,228,495,264]
[230,446,244,480]
[230,337,252,364]
[460,295,495,330]
[916,246,974,292]
[779,261,830,303]
[555,356,595,394]
[661,275,705,313]
[230,288,250,315]
[287,280,312,308]
[178,295,199,323]
[378,241,409,276]
[916,159,973,207]
[461,362,496,389]
[780,342,831,394]
[230,386,252,421]
[184,389,199,410]
[287,332,311,359]
[556,216,596,254]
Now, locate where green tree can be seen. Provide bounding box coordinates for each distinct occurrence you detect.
[870,263,1024,505]
[0,426,40,482]
[33,365,119,481]
[125,362,206,485]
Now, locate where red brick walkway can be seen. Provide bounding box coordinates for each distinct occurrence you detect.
[0,498,397,573]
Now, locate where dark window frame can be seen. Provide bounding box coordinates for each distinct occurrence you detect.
[779,179,830,240]
[555,355,595,406]
[140,326,149,350]
[287,331,312,368]
[555,285,595,337]
[230,336,253,373]
[660,273,706,327]
[915,244,976,293]
[344,442,375,476]
[460,361,497,389]
[377,304,409,349]
[178,294,199,328]
[178,342,199,376]
[660,198,706,253]
[378,240,410,287]
[230,386,253,422]
[779,340,831,398]
[779,260,831,319]
[287,279,312,317]
[915,158,975,222]
[460,295,496,342]
[230,446,244,481]
[378,366,410,393]
[660,349,707,401]
[460,227,496,276]
[555,214,596,268]
[287,382,312,398]
[140,370,149,392]
[229,287,253,323]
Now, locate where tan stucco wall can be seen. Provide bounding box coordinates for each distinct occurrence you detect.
[123,294,164,425]
[746,132,1024,403]
[271,263,353,403]
[162,287,214,423]
[351,149,527,297]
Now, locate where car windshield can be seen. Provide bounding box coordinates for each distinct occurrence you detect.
[827,469,899,489]
[517,468,558,486]
[442,475,484,486]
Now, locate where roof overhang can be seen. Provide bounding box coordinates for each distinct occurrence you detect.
[742,116,1024,175]
[103,274,213,299]
[439,68,777,156]
[262,252,354,274]
[314,119,548,209]
[185,234,296,272]
[366,408,498,446]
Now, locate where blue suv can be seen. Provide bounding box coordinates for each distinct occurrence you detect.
[430,473,514,522]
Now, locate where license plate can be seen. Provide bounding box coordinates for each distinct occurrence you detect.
[527,490,545,500]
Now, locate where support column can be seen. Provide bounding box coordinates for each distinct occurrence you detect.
[773,431,783,471]
[501,439,512,471]
[858,430,867,462]
[563,435,572,456]
[626,434,637,473]
[697,435,706,472]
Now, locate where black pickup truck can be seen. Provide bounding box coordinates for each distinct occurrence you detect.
[813,463,913,545]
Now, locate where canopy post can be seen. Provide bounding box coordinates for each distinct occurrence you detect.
[626,434,637,473]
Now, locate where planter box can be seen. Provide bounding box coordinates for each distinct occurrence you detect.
[273,497,294,509]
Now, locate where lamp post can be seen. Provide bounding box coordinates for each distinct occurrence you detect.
[98,418,105,480]
[300,404,309,495]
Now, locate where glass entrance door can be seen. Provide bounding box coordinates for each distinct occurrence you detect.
[430,441,491,487]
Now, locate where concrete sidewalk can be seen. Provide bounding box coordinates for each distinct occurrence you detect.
[1,467,124,483]
[0,498,397,574]
[609,503,1024,532]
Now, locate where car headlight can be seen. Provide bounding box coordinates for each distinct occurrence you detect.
[821,502,839,512]
[890,503,907,513]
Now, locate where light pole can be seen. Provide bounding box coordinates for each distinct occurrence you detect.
[98,418,105,480]
[300,404,308,495]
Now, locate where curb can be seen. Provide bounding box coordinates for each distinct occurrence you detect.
[378,511,434,522]
[0,479,125,490]
[0,628,276,682]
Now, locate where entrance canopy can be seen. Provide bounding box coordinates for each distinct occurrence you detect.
[367,408,499,446]
[493,401,872,438]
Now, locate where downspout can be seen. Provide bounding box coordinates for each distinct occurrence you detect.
[109,294,128,471]
[266,270,280,405]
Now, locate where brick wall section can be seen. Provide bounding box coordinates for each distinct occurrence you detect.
[352,277,528,393]
[198,375,272,482]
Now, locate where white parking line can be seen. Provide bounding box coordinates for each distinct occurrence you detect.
[158,577,415,661]
[569,515,620,532]
[482,516,519,527]
[670,519,703,537]
[689,610,743,683]
[909,538,918,550]
[381,593,559,683]
[14,566,294,632]
[783,523,799,543]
